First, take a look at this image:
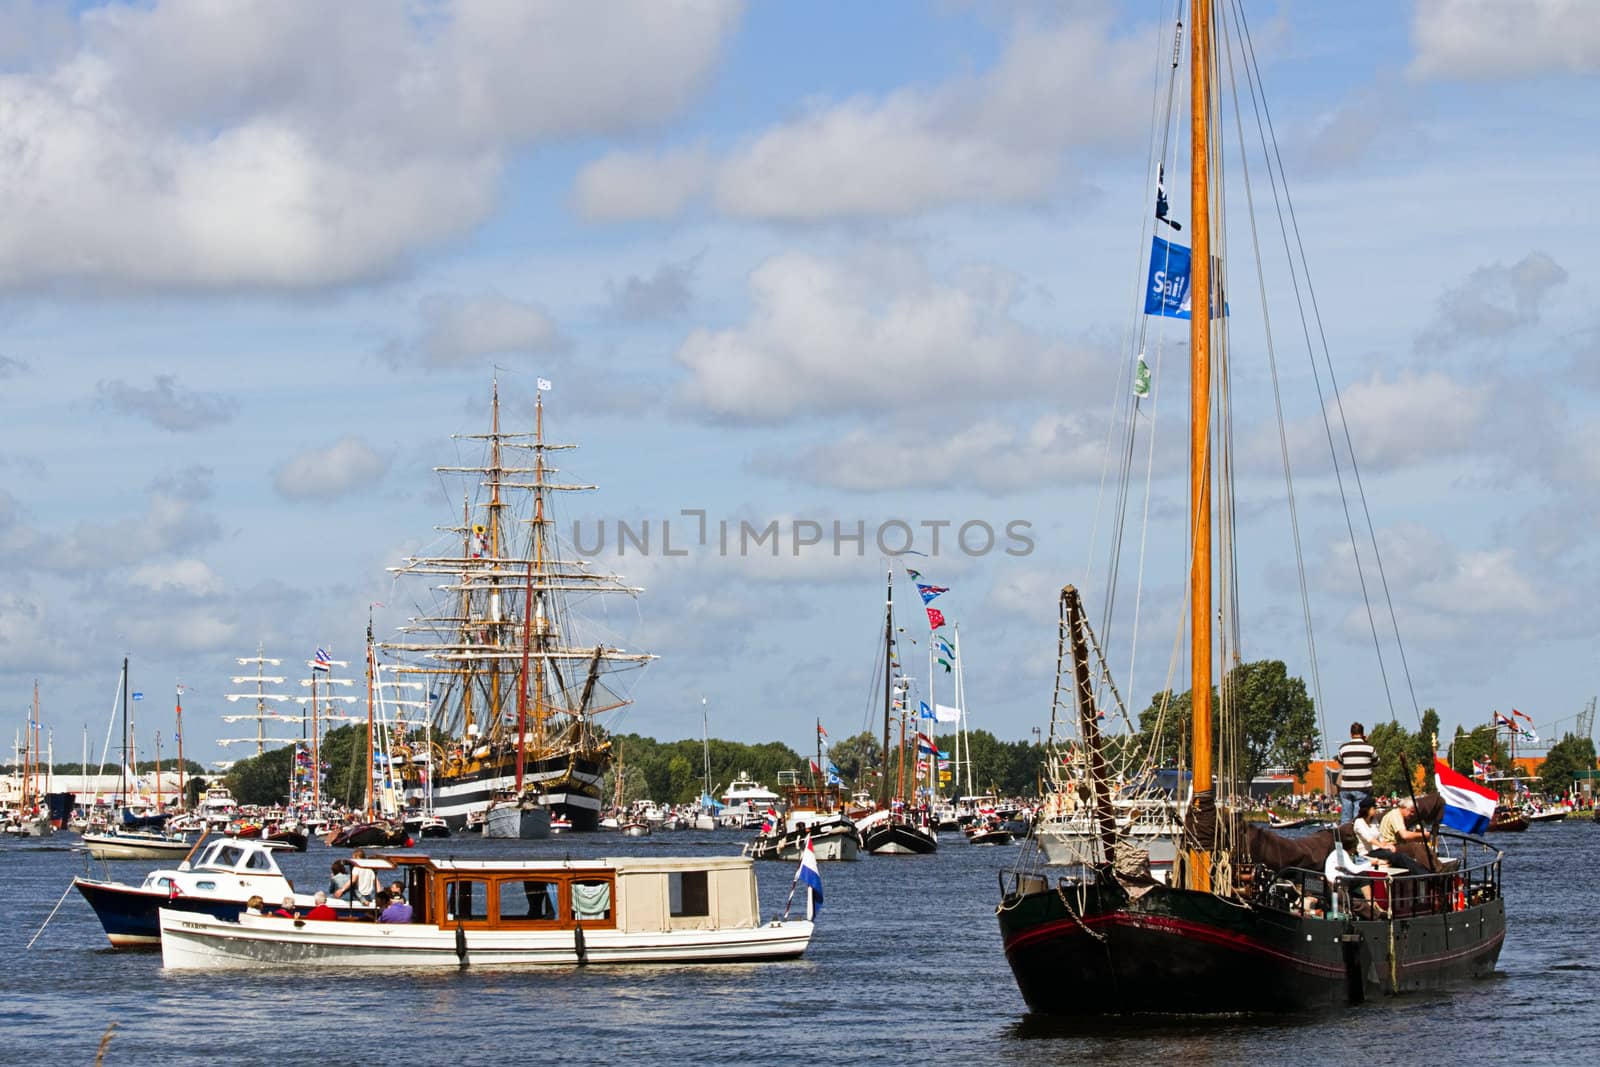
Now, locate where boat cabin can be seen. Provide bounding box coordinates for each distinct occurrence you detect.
[354,854,762,934]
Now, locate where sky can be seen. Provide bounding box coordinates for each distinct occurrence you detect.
[1,0,1597,775]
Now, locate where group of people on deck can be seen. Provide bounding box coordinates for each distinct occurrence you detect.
[1336,721,1430,874]
[241,853,414,923]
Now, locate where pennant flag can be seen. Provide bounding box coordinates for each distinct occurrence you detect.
[826,761,840,776]
[313,647,332,673]
[797,836,823,912]
[937,657,952,673]
[817,723,828,738]
[1133,353,1152,398]
[1435,758,1498,835]
[1493,712,1516,731]
[809,759,822,775]
[916,583,949,604]
[919,701,934,720]
[1511,708,1532,722]
[935,637,955,658]
[934,704,960,724]
[905,568,922,581]
[926,607,946,630]
[1471,758,1490,779]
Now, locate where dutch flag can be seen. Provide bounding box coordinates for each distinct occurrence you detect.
[797,835,823,916]
[1435,758,1498,835]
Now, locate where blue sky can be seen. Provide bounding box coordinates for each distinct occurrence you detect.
[2,0,1597,774]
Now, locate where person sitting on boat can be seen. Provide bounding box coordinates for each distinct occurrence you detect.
[329,860,352,900]
[272,896,298,918]
[304,892,338,921]
[377,890,413,924]
[245,895,266,915]
[1371,797,1428,874]
[1352,798,1383,856]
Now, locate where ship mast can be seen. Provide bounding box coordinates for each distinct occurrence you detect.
[879,564,893,808]
[1185,0,1215,894]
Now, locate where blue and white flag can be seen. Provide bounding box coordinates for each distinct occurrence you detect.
[919,701,934,719]
[1435,759,1498,835]
[1145,236,1226,320]
[312,647,332,672]
[131,691,144,701]
[797,836,823,913]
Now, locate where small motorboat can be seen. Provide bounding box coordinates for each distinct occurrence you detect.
[81,828,194,861]
[418,815,451,839]
[619,820,651,837]
[264,825,309,852]
[1525,808,1567,825]
[75,836,368,948]
[327,822,411,848]
[967,824,1014,846]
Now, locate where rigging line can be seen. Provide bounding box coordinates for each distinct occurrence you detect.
[1230,0,1402,728]
[1219,0,1331,761]
[1095,0,1184,637]
[1235,0,1414,729]
[1106,4,1188,690]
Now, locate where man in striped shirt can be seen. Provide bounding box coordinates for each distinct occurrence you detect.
[1336,722,1377,825]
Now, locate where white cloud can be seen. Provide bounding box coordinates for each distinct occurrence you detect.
[36,472,221,572]
[273,435,388,500]
[1410,0,1600,80]
[768,413,1109,494]
[674,247,1094,422]
[1274,370,1494,473]
[95,374,234,431]
[381,293,565,369]
[1420,251,1567,351]
[0,0,742,290]
[574,146,711,222]
[127,559,223,596]
[574,10,1150,222]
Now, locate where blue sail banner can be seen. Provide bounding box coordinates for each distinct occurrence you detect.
[1144,236,1225,320]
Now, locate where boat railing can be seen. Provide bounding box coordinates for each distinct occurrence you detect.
[1255,833,1502,921]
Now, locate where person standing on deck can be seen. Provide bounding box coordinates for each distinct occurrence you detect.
[1336,723,1377,826]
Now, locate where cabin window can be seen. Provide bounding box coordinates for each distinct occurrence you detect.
[499,880,559,922]
[195,880,217,891]
[216,846,243,867]
[572,880,612,921]
[246,851,272,871]
[668,871,708,918]
[445,879,489,921]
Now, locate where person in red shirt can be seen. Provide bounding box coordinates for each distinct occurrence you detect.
[303,891,338,921]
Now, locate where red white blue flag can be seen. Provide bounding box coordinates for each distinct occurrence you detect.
[1435,759,1498,835]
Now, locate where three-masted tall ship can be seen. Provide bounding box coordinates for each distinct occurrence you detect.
[381,381,653,831]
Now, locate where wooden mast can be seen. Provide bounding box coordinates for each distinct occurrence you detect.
[879,564,893,808]
[1185,0,1215,893]
[175,682,185,811]
[366,612,376,819]
[1063,587,1119,866]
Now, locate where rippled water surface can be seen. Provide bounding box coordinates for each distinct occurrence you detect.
[5,819,1597,1064]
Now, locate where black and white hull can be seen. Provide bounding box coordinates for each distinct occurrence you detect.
[431,751,606,832]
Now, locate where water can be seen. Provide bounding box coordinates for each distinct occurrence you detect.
[5,820,1597,1064]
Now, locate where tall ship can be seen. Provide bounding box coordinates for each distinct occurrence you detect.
[381,380,653,831]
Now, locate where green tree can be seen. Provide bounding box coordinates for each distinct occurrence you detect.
[1539,732,1597,794]
[826,731,881,790]
[1226,660,1319,784]
[1130,660,1318,788]
[1448,725,1508,777]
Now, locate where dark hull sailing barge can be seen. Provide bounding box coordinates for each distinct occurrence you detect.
[995,0,1506,1014]
[1000,850,1504,1014]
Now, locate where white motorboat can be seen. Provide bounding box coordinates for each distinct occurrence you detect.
[74,836,368,947]
[159,853,813,969]
[81,828,194,861]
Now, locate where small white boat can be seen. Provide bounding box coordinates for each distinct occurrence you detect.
[159,854,813,970]
[81,828,194,861]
